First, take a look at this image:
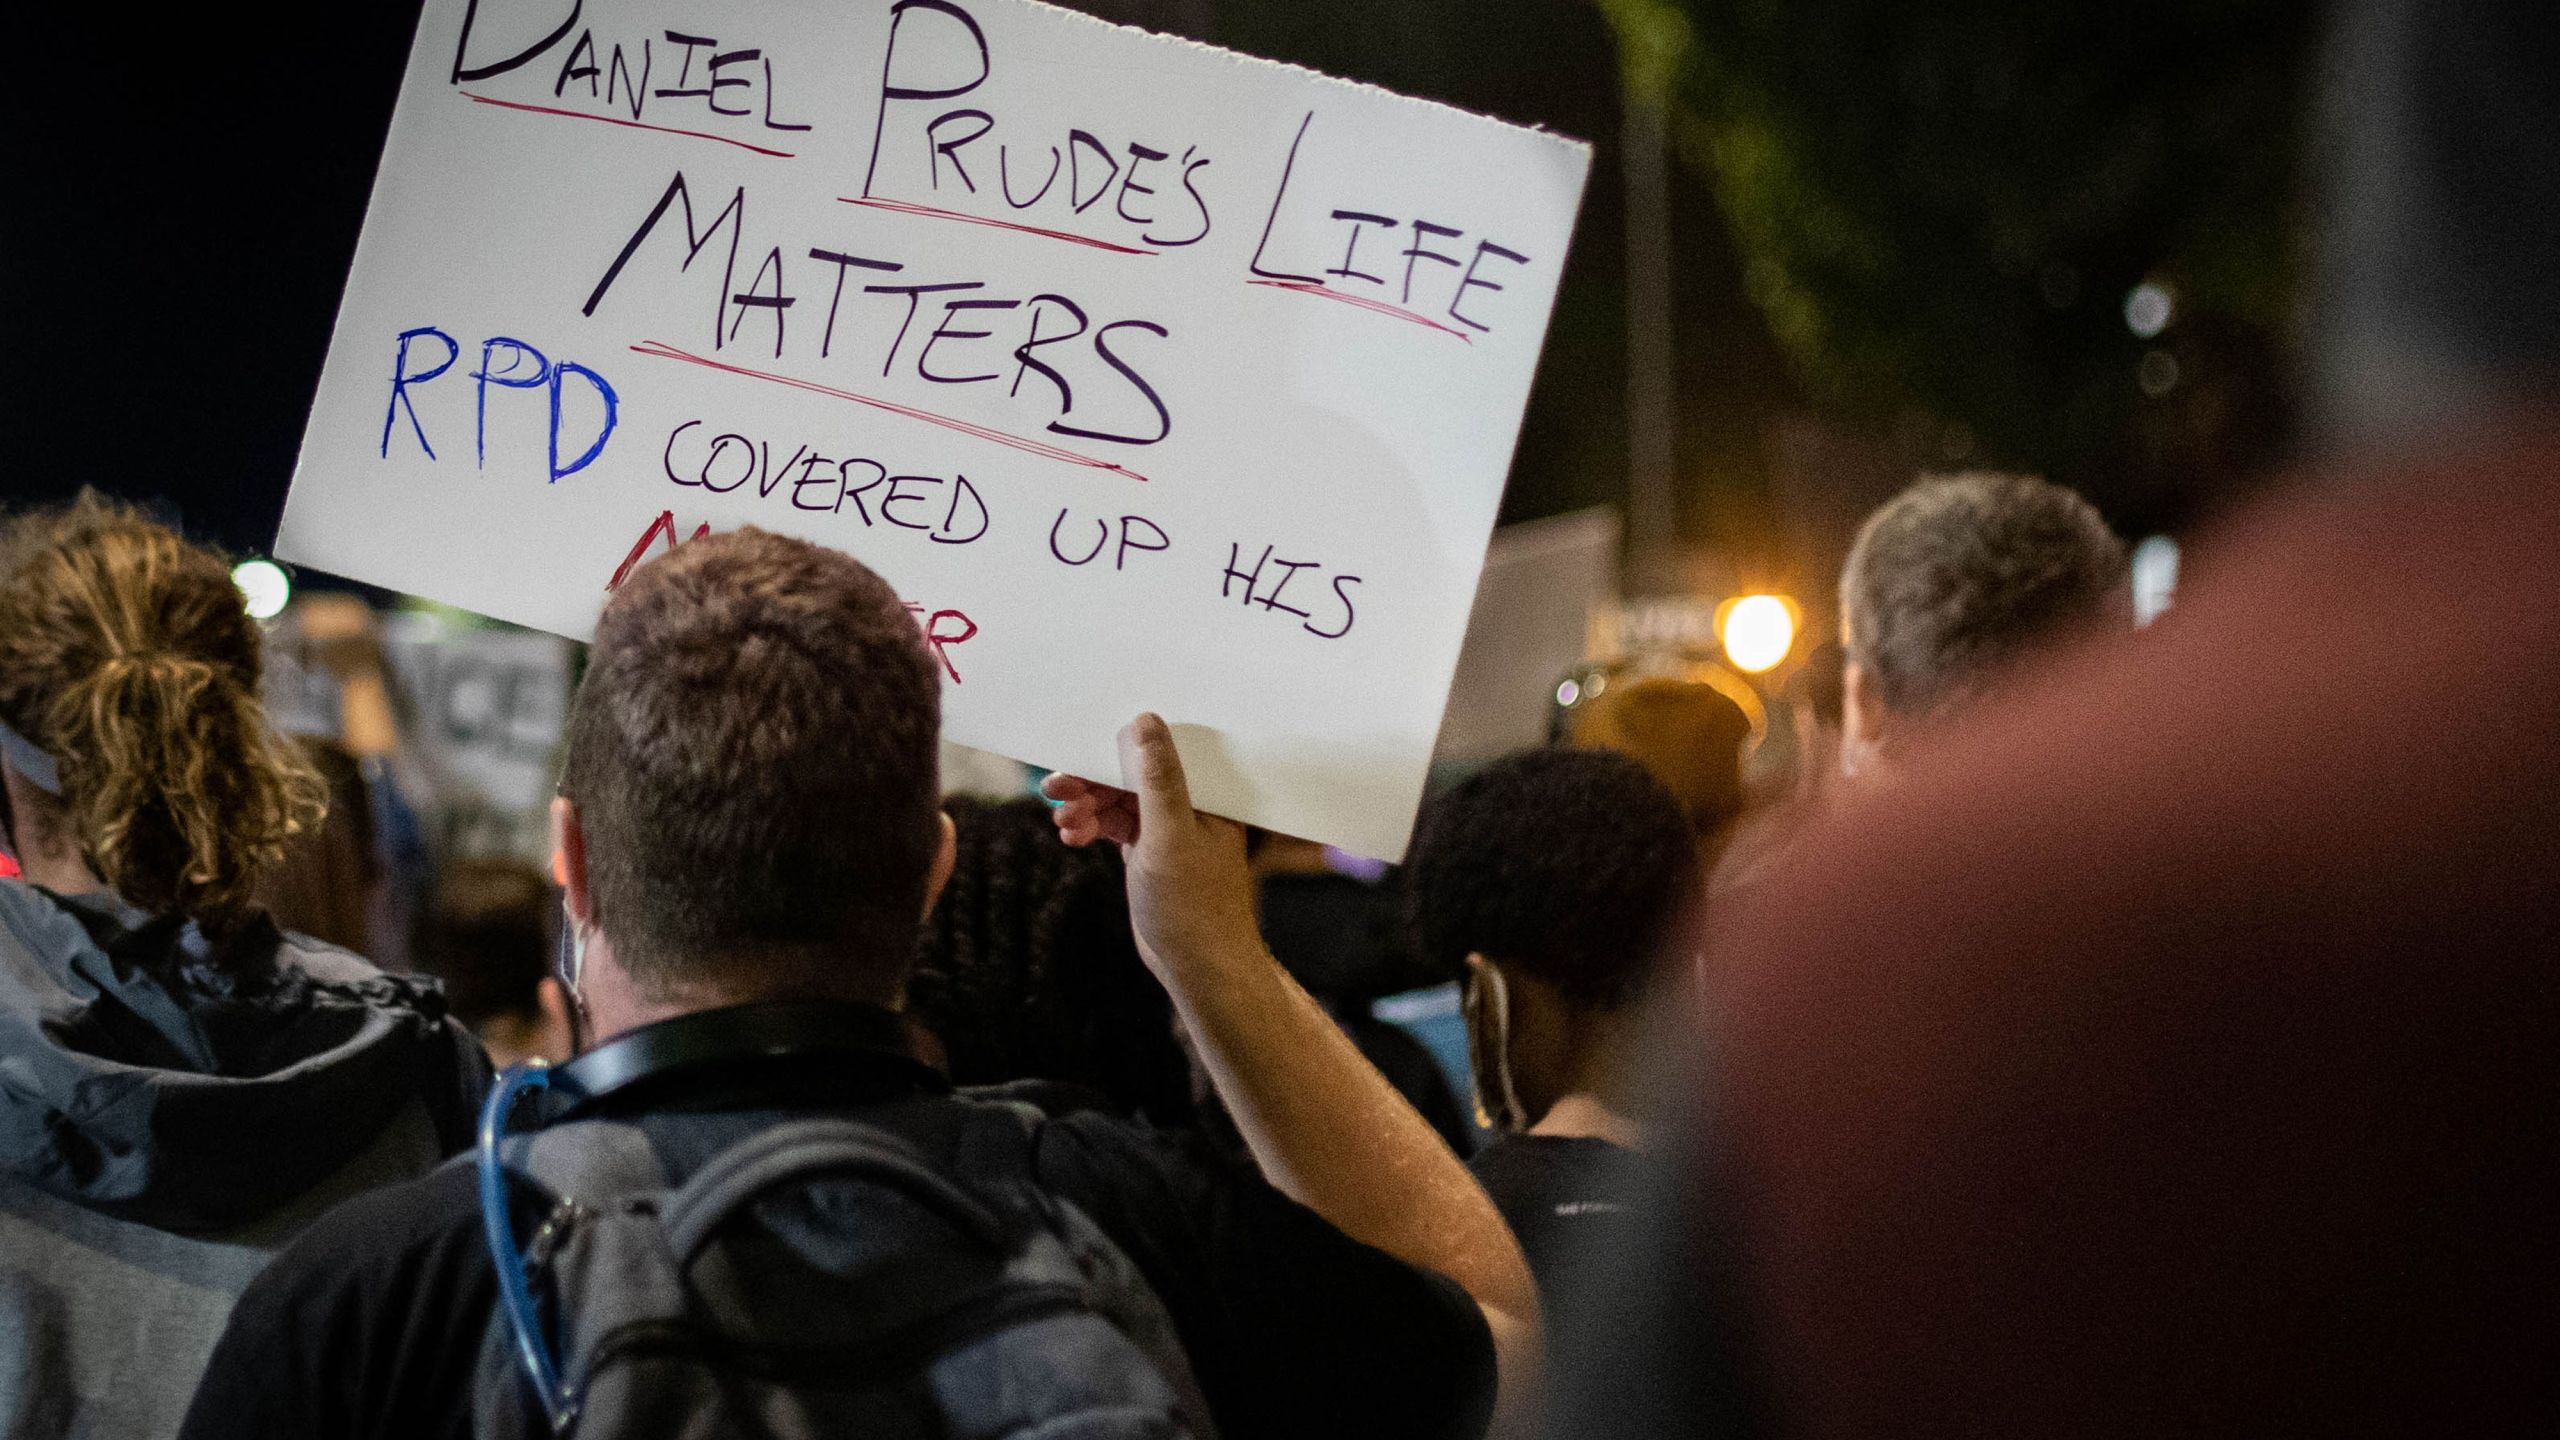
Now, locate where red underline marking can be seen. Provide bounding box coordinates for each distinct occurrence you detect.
[1246,279,1474,342]
[838,196,1156,256]
[460,92,799,159]
[628,341,1153,483]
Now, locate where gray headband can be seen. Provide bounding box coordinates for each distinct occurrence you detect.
[0,717,62,796]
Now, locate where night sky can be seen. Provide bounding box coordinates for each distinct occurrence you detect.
[8,8,430,554]
[8,3,1821,593]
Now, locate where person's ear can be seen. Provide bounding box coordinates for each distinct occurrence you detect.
[921,809,958,918]
[551,795,595,928]
[1840,660,1889,778]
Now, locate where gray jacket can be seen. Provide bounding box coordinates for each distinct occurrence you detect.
[0,880,490,1440]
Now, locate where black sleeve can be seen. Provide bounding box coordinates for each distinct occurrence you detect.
[178,1164,500,1440]
[1034,1114,1498,1440]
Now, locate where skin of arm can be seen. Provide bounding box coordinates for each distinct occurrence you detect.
[1044,714,1543,1430]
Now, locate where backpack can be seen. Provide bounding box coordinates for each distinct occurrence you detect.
[470,1103,1221,1439]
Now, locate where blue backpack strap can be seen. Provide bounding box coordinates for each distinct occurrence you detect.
[478,1063,669,1435]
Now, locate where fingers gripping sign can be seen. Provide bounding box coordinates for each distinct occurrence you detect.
[1043,713,1260,973]
[1039,770,1137,849]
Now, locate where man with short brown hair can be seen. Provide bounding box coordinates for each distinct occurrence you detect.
[182,528,1534,1440]
[554,527,945,1010]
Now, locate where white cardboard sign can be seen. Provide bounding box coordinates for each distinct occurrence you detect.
[275,0,1591,859]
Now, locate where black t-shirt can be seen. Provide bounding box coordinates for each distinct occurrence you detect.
[177,1006,1494,1440]
[1469,1132,1641,1300]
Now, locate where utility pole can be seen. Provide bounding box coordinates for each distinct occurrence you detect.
[1623,86,1679,594]
[1603,0,1690,596]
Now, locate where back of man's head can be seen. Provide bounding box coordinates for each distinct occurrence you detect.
[1841,472,2128,720]
[1406,747,1698,1014]
[560,528,941,1003]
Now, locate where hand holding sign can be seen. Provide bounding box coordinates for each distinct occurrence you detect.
[1045,713,1259,981]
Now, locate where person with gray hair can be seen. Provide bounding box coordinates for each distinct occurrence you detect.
[1837,471,2128,777]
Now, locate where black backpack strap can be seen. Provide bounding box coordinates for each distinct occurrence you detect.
[953,1095,1048,1192]
[658,1117,1014,1262]
[950,1098,1226,1440]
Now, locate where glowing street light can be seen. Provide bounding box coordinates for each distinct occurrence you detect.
[232,559,291,621]
[1717,593,1796,674]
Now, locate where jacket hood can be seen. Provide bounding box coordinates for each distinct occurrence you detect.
[0,879,480,1232]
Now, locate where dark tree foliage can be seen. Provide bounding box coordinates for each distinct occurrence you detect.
[1672,0,2320,525]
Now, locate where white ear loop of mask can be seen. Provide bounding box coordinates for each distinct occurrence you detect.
[556,900,596,1055]
[1469,959,1529,1133]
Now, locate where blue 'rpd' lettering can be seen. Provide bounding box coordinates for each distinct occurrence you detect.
[381,325,619,483]
[382,328,459,459]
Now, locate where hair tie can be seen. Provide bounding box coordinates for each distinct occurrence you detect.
[0,716,63,797]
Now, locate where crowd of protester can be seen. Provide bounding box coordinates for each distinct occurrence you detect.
[3,2,2552,1434]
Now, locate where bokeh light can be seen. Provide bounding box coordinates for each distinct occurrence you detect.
[2132,535,2180,625]
[232,559,291,621]
[2138,348,2181,397]
[2124,280,2175,338]
[1717,594,1797,674]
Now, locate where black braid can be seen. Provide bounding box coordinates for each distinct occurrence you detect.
[913,795,1195,1125]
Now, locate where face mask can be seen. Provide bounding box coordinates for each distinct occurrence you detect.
[1463,955,1529,1133]
[555,897,594,1056]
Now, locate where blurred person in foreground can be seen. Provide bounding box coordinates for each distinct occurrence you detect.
[1403,749,1699,1301]
[0,494,489,1440]
[1539,2,2560,1432]
[1837,471,2128,780]
[412,857,574,1069]
[909,793,1195,1125]
[185,529,1536,1440]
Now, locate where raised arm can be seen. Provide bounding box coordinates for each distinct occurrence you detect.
[1045,715,1541,1430]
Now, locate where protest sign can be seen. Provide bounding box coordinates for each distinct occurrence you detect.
[274,0,1591,858]
[1432,507,1620,766]
[379,613,577,858]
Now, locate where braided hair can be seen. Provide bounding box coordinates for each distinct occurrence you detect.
[912,795,1195,1125]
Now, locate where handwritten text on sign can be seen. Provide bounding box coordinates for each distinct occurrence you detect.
[276,0,1591,858]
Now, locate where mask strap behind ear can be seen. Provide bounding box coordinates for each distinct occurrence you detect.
[1468,959,1529,1133]
[0,718,63,797]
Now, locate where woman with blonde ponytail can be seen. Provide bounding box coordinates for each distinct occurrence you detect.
[0,493,490,1439]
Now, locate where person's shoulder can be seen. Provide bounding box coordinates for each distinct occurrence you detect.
[1471,1131,1631,1176]
[262,925,492,1127]
[257,1154,484,1287]
[263,919,431,1005]
[1005,1095,1221,1197]
[203,1159,481,1392]
[181,1158,496,1440]
[0,878,103,977]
